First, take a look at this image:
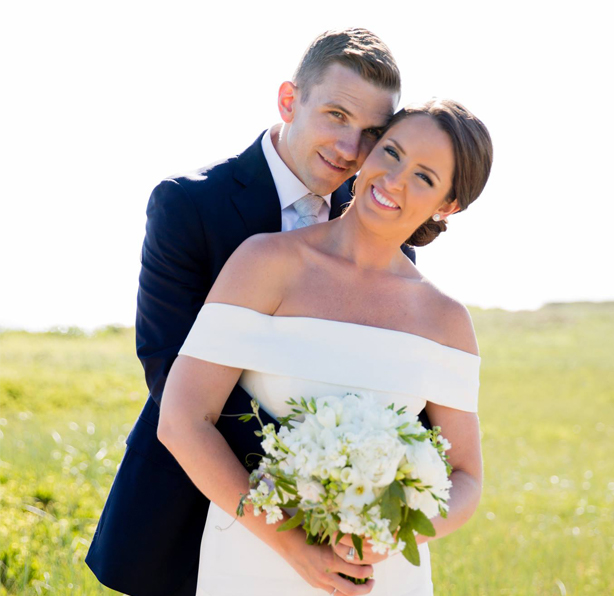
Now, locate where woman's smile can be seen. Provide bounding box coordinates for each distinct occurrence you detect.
[371,185,400,210]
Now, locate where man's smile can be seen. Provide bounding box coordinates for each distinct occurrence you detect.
[317,152,347,172]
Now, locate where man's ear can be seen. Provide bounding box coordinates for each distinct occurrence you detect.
[278,81,299,124]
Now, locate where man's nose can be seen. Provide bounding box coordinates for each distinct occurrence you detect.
[334,129,362,164]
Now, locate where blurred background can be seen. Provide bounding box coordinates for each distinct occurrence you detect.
[1,1,612,594]
[0,0,612,331]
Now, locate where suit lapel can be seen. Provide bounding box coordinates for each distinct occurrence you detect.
[230,133,282,236]
[230,133,354,232]
[330,177,354,220]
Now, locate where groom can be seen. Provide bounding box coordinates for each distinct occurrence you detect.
[86,28,415,596]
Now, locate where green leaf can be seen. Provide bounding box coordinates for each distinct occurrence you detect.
[406,508,436,537]
[238,414,254,423]
[381,485,402,531]
[390,480,407,504]
[310,515,322,536]
[277,509,304,532]
[351,534,364,561]
[320,526,332,544]
[274,480,298,495]
[335,531,346,545]
[398,522,420,566]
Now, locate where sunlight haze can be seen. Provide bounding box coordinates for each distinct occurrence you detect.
[1,0,612,330]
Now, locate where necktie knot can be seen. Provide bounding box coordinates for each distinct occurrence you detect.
[293,193,325,229]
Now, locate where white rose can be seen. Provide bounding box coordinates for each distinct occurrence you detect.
[350,430,406,487]
[296,479,326,503]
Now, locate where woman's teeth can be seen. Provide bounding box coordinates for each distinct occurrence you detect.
[372,186,398,209]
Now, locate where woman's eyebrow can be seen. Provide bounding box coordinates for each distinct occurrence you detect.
[389,137,441,183]
[388,138,405,155]
[418,163,441,183]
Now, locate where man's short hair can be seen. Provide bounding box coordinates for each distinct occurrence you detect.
[293,28,401,101]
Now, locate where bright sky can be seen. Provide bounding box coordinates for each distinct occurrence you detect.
[1,0,612,331]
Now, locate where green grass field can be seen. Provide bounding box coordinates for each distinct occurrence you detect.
[1,303,613,595]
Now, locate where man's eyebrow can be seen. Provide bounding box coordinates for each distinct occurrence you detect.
[324,102,354,118]
[388,138,441,182]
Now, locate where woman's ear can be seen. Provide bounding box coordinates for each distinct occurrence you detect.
[437,198,461,220]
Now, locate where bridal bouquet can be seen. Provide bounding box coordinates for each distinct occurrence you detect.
[237,393,452,566]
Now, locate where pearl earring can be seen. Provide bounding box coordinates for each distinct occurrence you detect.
[432,214,441,222]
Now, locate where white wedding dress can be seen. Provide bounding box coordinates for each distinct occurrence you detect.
[178,303,480,596]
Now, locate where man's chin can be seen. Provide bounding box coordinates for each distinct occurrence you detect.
[308,175,353,196]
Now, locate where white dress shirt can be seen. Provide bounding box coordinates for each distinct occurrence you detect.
[261,127,331,232]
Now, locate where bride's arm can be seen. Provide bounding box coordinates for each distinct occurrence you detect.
[158,234,374,595]
[335,298,483,563]
[418,299,483,544]
[417,405,482,544]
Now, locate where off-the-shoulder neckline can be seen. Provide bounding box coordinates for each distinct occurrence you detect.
[203,302,480,360]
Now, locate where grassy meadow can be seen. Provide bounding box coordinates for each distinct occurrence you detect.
[0,303,613,595]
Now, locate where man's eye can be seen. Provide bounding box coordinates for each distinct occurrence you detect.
[417,173,433,187]
[384,146,399,160]
[331,111,344,120]
[364,128,381,139]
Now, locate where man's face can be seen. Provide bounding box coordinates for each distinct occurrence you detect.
[278,63,399,196]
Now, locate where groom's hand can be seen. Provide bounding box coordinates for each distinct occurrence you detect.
[332,533,390,566]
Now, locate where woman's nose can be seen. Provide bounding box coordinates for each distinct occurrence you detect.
[383,168,404,191]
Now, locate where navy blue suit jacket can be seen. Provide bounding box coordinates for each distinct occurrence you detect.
[86,132,418,596]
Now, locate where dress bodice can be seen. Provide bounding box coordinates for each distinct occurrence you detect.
[179,302,480,417]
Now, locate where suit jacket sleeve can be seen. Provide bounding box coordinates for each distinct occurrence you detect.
[136,179,210,406]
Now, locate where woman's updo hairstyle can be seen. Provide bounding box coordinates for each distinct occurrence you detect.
[385,98,493,247]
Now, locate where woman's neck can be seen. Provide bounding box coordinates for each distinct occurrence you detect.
[319,209,411,274]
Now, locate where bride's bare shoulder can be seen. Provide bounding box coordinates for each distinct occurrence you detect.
[205,232,301,313]
[409,275,479,357]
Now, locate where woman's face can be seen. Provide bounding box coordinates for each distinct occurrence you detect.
[353,114,459,242]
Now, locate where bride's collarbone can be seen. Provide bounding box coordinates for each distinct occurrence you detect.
[275,282,445,339]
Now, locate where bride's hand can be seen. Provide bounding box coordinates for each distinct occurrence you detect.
[332,533,390,566]
[282,531,375,595]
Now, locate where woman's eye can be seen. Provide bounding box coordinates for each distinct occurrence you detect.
[384,146,399,160]
[416,172,434,187]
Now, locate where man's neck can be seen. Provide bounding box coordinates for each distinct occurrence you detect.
[269,123,285,160]
[270,123,308,186]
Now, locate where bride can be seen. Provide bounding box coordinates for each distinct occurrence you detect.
[158,98,493,596]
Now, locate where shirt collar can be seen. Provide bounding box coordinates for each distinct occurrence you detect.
[261,126,332,210]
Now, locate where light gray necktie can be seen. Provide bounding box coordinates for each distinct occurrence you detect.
[292,193,325,229]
